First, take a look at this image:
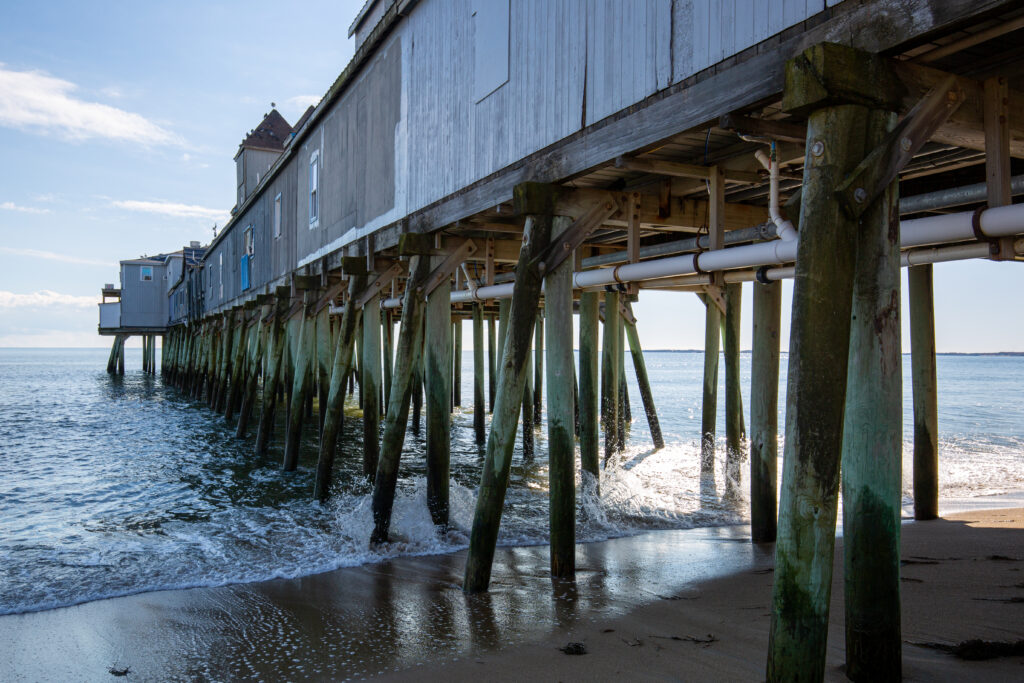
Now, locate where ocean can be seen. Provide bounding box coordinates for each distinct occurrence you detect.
[1,347,1021,615]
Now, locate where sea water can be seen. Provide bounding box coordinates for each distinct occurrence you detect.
[1,348,1021,615]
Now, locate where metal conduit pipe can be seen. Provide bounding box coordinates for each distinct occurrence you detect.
[377,204,1024,309]
[900,175,1024,214]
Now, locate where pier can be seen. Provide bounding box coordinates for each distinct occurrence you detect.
[99,1,1023,680]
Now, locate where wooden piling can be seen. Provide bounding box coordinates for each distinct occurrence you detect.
[616,319,628,450]
[106,335,119,373]
[452,319,462,407]
[750,280,782,543]
[283,293,316,470]
[601,291,620,463]
[909,264,938,521]
[464,184,556,593]
[256,296,288,455]
[545,216,575,579]
[237,303,271,438]
[224,309,249,422]
[117,335,125,375]
[383,310,394,411]
[473,303,486,444]
[700,298,720,479]
[487,316,496,413]
[768,43,901,681]
[424,254,453,528]
[521,350,534,459]
[579,292,600,480]
[314,273,366,500]
[362,293,383,478]
[841,109,902,682]
[411,329,423,435]
[724,283,744,500]
[371,248,430,544]
[533,311,544,425]
[316,305,331,436]
[623,311,664,450]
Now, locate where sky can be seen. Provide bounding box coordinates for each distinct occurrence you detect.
[0,1,1021,352]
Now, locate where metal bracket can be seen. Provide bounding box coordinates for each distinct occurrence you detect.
[354,262,405,309]
[421,239,478,297]
[837,73,965,219]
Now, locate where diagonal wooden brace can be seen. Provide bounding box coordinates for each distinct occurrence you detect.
[536,195,621,274]
[701,285,727,316]
[420,239,477,297]
[618,299,637,326]
[354,262,405,309]
[837,74,965,219]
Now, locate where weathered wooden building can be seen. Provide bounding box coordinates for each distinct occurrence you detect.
[103,0,1024,680]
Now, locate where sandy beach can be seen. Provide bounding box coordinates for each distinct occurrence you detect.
[1,506,1021,681]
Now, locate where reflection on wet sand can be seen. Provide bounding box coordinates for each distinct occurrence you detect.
[0,525,763,681]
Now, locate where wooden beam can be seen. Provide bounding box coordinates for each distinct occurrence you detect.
[615,156,762,183]
[719,113,808,144]
[985,76,1011,207]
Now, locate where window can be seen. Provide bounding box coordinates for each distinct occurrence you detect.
[274,193,282,238]
[244,226,255,258]
[140,266,153,281]
[472,0,510,102]
[219,253,224,300]
[309,150,319,228]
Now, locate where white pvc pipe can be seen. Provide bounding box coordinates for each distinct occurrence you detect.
[901,203,1024,247]
[754,145,798,242]
[378,204,1024,309]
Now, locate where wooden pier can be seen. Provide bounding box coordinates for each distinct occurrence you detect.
[104,1,1024,680]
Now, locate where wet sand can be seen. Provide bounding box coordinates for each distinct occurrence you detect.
[1,509,1022,681]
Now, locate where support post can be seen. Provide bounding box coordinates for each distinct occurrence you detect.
[750,280,782,543]
[579,292,600,480]
[383,310,394,411]
[453,319,462,407]
[117,335,125,375]
[841,109,902,682]
[724,283,744,500]
[224,311,248,422]
[533,311,544,425]
[315,275,366,500]
[465,183,557,593]
[616,319,628,450]
[473,302,486,444]
[545,216,575,579]
[909,264,938,520]
[768,42,903,682]
[623,313,664,450]
[237,303,271,438]
[256,297,288,455]
[700,298,720,479]
[362,293,383,478]
[425,255,453,528]
[371,252,430,544]
[107,335,120,373]
[521,351,534,458]
[316,305,331,436]
[601,291,620,463]
[283,293,316,471]
[487,316,496,413]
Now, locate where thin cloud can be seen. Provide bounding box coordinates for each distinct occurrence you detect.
[1,201,50,214]
[111,199,228,222]
[286,94,321,110]
[0,290,97,308]
[0,63,180,145]
[0,246,110,267]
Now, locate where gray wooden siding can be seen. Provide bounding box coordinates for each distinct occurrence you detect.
[198,0,829,315]
[120,263,168,328]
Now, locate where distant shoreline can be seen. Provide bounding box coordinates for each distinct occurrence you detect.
[2,347,1024,357]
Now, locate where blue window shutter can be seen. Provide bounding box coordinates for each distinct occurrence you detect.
[240,254,250,290]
